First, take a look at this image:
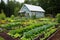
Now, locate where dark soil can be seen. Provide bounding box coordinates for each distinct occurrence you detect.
[47,29,60,40]
[0,32,19,40]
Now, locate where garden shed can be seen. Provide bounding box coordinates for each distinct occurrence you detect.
[19,4,45,18]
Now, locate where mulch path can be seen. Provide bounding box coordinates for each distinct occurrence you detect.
[0,32,19,40]
[47,29,60,40]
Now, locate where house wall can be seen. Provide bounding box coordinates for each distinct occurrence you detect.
[31,11,44,18]
[20,5,30,13]
[20,5,32,18]
[36,12,44,18]
[20,5,45,18]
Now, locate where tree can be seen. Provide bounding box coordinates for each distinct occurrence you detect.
[0,3,1,13]
[3,0,22,17]
[14,2,21,16]
[37,0,59,17]
[24,0,38,5]
[0,0,22,17]
[56,0,60,13]
[0,0,6,15]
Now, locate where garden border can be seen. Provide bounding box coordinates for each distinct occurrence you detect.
[47,28,60,40]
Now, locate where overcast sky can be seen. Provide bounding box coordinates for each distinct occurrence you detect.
[0,0,25,3]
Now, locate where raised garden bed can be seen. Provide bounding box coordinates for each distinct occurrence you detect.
[47,28,60,40]
[0,32,18,40]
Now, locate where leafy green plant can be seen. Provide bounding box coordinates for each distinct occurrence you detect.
[8,23,44,38]
[22,24,54,39]
[8,21,56,38]
[56,13,60,23]
[43,28,56,40]
[0,22,21,29]
[14,33,20,38]
[0,37,4,40]
[10,15,15,19]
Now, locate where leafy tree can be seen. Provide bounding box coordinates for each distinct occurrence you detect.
[24,0,37,5]
[6,0,22,17]
[14,2,21,16]
[0,2,1,13]
[0,0,22,17]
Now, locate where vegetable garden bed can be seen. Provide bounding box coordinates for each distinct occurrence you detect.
[0,32,19,40]
[47,28,60,40]
[0,18,58,40]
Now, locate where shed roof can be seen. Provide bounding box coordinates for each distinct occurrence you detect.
[24,4,45,12]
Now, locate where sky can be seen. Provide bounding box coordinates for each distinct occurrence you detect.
[16,0,25,3]
[0,0,25,3]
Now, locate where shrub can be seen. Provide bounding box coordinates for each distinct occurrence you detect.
[10,15,15,19]
[1,20,6,24]
[32,15,36,19]
[56,13,60,23]
[0,12,6,20]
